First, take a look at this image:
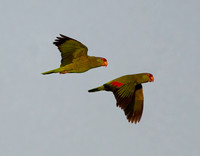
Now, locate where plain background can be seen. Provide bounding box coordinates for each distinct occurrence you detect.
[0,0,200,155]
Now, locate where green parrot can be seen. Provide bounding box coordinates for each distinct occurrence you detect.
[42,34,108,75]
[88,73,154,124]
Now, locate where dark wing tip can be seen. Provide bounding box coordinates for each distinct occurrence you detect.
[126,109,143,124]
[117,100,142,124]
[53,34,75,47]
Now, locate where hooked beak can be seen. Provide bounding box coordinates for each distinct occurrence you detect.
[148,74,154,82]
[102,61,108,67]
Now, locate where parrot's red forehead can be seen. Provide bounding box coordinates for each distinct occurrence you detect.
[101,58,107,62]
[148,73,154,82]
[101,58,108,66]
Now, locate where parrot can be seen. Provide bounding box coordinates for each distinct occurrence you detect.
[42,34,108,75]
[88,73,154,124]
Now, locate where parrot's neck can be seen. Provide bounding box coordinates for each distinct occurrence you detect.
[88,56,103,68]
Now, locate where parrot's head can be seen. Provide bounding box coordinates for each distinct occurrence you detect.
[137,73,154,84]
[97,57,108,67]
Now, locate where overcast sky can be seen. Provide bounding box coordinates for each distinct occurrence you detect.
[0,0,200,156]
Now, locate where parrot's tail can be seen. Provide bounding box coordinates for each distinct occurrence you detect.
[42,68,60,75]
[88,86,105,92]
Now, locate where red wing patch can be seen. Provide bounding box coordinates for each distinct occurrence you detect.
[111,81,123,87]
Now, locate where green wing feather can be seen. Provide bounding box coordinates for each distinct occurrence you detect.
[105,81,144,123]
[117,82,136,98]
[124,84,144,123]
[53,34,88,67]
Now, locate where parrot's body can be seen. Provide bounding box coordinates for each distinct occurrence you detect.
[42,34,107,75]
[88,73,154,124]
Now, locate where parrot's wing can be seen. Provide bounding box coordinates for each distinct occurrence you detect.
[53,34,88,67]
[105,82,143,123]
[124,84,144,123]
[105,81,136,109]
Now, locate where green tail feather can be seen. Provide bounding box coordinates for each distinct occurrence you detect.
[42,68,60,75]
[88,86,104,92]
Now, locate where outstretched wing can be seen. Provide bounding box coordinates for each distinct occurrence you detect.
[53,34,88,67]
[104,82,144,123]
[124,84,144,123]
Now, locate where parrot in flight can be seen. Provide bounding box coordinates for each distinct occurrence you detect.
[42,34,108,75]
[88,73,154,124]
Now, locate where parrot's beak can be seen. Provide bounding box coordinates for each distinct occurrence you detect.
[103,61,108,67]
[148,74,154,82]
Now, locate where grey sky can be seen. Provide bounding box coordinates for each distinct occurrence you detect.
[0,0,200,155]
